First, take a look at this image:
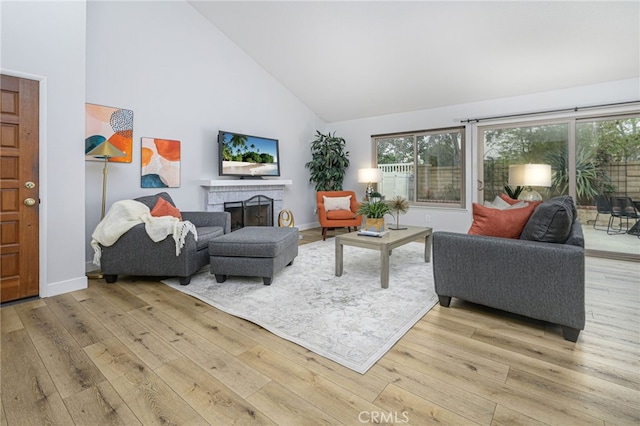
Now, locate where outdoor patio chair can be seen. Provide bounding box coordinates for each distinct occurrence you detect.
[608,197,640,236]
[593,194,612,231]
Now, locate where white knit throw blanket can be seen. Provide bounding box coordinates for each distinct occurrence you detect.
[91,199,197,267]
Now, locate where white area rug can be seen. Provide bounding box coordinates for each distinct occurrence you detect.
[162,240,438,374]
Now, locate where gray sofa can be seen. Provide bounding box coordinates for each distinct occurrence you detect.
[100,192,231,285]
[433,196,586,342]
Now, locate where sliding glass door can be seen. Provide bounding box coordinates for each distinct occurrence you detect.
[575,116,640,259]
[479,114,640,260]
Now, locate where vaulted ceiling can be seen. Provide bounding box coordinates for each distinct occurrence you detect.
[189,1,640,123]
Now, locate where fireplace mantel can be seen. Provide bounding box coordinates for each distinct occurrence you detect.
[200,179,292,188]
[200,179,292,217]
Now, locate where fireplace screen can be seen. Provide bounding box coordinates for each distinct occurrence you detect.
[224,195,274,231]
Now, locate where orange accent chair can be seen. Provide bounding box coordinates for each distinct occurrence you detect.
[316,190,362,240]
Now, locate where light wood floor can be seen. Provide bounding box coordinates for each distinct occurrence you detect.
[2,228,639,425]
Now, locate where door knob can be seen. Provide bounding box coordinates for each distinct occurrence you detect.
[24,198,36,206]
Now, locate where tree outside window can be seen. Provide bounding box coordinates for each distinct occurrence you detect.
[374,127,465,208]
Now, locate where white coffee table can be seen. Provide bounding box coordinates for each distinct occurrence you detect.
[335,225,433,288]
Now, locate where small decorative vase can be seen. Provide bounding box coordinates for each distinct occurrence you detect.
[365,217,385,232]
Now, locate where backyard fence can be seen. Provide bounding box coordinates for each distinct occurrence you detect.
[377,163,460,202]
[378,160,640,206]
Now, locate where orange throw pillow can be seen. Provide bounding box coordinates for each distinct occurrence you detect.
[468,202,537,239]
[150,197,182,220]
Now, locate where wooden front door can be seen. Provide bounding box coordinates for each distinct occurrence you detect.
[0,75,40,303]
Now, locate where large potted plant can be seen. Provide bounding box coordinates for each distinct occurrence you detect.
[357,198,391,232]
[305,130,350,191]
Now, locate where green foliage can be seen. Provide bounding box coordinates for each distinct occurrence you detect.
[578,118,640,163]
[545,147,601,203]
[305,131,350,191]
[503,185,523,200]
[417,132,462,167]
[243,151,261,163]
[229,134,249,157]
[356,200,392,219]
[260,153,274,163]
[221,144,233,161]
[376,136,414,164]
[484,124,567,163]
[222,134,275,164]
[376,132,462,167]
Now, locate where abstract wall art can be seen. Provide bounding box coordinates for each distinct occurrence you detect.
[141,137,181,188]
[85,103,134,163]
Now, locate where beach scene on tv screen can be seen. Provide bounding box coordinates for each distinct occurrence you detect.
[220,133,279,176]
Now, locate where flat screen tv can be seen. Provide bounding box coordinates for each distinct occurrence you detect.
[218,130,280,178]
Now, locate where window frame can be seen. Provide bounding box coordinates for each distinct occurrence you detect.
[373,126,466,209]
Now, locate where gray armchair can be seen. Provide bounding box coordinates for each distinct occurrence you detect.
[100,192,230,285]
[433,219,585,342]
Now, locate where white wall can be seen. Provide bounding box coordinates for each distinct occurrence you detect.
[85,1,324,264]
[1,0,88,297]
[331,78,640,233]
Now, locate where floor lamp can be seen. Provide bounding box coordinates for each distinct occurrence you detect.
[86,140,126,279]
[87,140,126,219]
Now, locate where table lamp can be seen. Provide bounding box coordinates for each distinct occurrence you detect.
[358,168,382,201]
[508,164,551,201]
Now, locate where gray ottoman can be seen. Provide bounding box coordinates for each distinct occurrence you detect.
[209,226,298,285]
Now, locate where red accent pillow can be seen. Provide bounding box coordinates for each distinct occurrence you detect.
[468,202,537,239]
[150,197,182,219]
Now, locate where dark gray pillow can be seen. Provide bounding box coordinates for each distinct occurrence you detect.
[135,192,175,209]
[520,196,575,243]
[565,220,585,248]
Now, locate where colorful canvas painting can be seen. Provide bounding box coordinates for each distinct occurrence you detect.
[85,103,133,163]
[141,137,181,188]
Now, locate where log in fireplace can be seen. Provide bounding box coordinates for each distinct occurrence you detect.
[224,195,274,231]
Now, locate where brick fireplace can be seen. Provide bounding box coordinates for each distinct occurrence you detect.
[200,179,292,228]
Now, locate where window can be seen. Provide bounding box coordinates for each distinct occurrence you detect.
[374,127,465,208]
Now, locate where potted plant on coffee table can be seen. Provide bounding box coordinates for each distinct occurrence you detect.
[357,198,391,232]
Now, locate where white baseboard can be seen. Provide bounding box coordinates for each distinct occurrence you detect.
[295,222,319,231]
[44,276,88,298]
[85,261,98,273]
